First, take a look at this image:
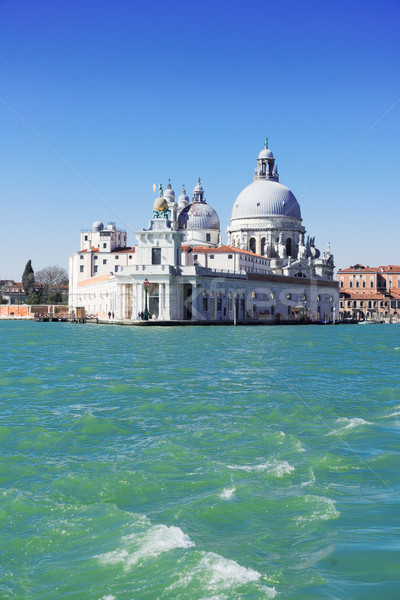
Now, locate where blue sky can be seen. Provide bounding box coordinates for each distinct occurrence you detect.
[0,0,399,279]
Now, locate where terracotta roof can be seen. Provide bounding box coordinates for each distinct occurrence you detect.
[182,245,269,260]
[78,273,114,287]
[378,265,400,273]
[79,246,135,254]
[111,247,136,253]
[338,266,380,273]
[338,264,400,274]
[340,291,390,300]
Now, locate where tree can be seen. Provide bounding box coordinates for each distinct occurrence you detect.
[22,260,35,297]
[35,265,68,300]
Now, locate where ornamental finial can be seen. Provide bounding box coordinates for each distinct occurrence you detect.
[264,137,269,149]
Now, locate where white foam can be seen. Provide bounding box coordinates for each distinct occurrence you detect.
[296,495,339,523]
[228,459,294,477]
[98,524,195,570]
[169,551,277,597]
[328,417,373,435]
[389,410,400,417]
[202,553,261,587]
[99,596,116,600]
[220,487,236,500]
[301,468,316,487]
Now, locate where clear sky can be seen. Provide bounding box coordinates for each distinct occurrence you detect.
[1,0,399,280]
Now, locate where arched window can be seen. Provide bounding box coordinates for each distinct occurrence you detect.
[286,238,292,257]
[260,237,266,255]
[249,238,256,253]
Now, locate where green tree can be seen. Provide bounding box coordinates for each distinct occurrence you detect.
[22,260,35,297]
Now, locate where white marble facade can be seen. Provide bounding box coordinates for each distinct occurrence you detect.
[69,143,339,322]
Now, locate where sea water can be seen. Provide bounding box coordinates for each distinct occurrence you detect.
[1,321,399,600]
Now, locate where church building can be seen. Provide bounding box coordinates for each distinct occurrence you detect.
[69,142,339,323]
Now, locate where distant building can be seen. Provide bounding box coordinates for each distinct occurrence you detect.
[0,281,26,304]
[338,264,400,321]
[69,142,339,322]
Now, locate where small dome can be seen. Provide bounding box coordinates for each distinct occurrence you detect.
[154,197,168,212]
[258,148,274,159]
[178,202,220,231]
[178,186,189,206]
[193,177,203,193]
[164,182,175,202]
[92,220,104,232]
[231,180,301,220]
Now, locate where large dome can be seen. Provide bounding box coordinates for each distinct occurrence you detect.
[178,202,220,231]
[231,180,301,220]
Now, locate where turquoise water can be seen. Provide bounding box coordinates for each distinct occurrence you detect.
[1,321,400,600]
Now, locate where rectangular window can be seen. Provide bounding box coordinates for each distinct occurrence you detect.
[115,266,119,272]
[340,279,344,288]
[350,280,353,288]
[193,255,198,260]
[103,259,107,265]
[115,255,119,260]
[94,255,98,260]
[370,278,374,288]
[129,255,132,259]
[217,298,222,311]
[210,255,214,259]
[228,254,233,259]
[84,235,88,241]
[80,266,84,273]
[206,233,211,242]
[94,266,98,273]
[80,255,83,260]
[356,280,359,288]
[362,280,366,288]
[103,243,106,248]
[202,297,208,311]
[152,247,161,265]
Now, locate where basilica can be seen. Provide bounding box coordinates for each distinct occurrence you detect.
[69,142,338,323]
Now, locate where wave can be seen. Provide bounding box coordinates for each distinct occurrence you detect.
[219,487,236,500]
[328,417,373,435]
[296,495,339,524]
[228,459,294,477]
[168,551,277,597]
[97,523,194,570]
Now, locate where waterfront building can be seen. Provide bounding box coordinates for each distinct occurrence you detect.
[338,264,400,322]
[69,142,339,322]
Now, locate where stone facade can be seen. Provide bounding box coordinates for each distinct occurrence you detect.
[338,264,400,322]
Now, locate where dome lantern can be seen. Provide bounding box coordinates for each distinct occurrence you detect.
[254,137,279,182]
[164,180,176,204]
[193,177,205,203]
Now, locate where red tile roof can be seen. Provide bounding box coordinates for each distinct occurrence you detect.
[78,273,114,287]
[338,264,400,274]
[79,246,135,253]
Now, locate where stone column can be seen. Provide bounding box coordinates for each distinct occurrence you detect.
[121,284,126,320]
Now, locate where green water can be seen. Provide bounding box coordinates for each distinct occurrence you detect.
[1,321,400,599]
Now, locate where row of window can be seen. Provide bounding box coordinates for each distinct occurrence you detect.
[340,300,388,308]
[342,276,400,289]
[80,265,120,274]
[80,254,133,260]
